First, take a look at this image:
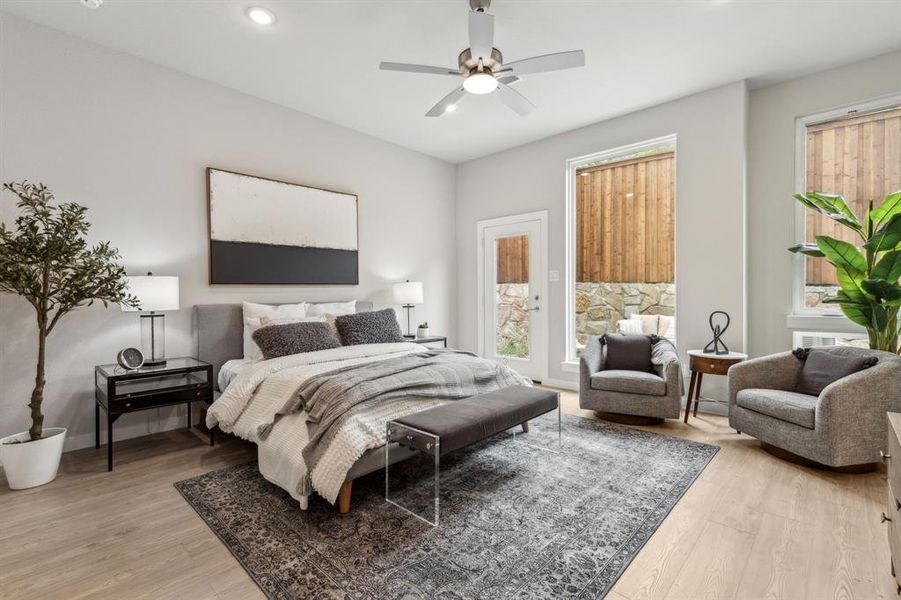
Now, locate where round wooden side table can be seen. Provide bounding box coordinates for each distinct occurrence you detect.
[683,350,748,423]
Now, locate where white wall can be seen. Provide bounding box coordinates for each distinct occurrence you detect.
[0,15,457,451]
[747,50,901,357]
[456,82,749,396]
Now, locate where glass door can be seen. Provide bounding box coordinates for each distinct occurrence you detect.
[481,216,546,381]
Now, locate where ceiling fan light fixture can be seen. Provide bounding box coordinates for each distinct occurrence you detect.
[246,7,276,26]
[463,72,497,95]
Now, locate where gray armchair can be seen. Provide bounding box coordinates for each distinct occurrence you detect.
[729,347,901,468]
[579,335,682,419]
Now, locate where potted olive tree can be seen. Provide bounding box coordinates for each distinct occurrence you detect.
[0,181,137,489]
[790,190,901,352]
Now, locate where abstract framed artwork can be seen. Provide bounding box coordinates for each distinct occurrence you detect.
[207,168,359,285]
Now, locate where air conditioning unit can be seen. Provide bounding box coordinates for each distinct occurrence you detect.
[792,331,868,349]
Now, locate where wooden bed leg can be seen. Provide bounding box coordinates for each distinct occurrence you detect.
[521,421,529,433]
[338,481,352,514]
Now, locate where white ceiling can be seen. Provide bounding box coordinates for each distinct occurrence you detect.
[3,1,900,163]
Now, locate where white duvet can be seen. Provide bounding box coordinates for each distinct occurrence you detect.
[206,342,440,505]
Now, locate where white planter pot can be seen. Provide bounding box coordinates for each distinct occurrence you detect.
[417,328,429,338]
[0,427,66,490]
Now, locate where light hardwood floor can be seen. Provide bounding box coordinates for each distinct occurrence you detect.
[0,389,895,600]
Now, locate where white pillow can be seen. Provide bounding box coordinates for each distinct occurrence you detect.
[659,315,676,342]
[242,301,308,359]
[307,300,356,317]
[617,319,643,334]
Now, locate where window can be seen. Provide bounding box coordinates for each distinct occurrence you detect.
[495,234,530,358]
[565,135,677,363]
[794,98,901,315]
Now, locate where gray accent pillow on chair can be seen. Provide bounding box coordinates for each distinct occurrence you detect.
[794,347,878,396]
[602,334,653,372]
[336,308,406,345]
[252,321,341,360]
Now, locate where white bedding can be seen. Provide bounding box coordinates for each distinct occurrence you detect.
[207,342,431,505]
[218,358,257,392]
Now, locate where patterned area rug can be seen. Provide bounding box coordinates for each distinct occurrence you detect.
[175,413,717,599]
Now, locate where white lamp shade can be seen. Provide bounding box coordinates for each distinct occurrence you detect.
[122,275,180,312]
[393,281,423,305]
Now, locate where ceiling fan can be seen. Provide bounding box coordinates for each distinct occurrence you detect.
[379,0,585,117]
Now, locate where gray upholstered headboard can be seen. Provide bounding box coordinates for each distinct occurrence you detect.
[193,301,373,391]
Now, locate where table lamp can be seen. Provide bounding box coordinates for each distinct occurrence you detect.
[393,280,423,338]
[121,272,179,366]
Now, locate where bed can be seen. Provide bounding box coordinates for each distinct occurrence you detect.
[194,302,529,512]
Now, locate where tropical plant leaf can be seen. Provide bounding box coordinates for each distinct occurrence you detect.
[835,264,870,303]
[787,243,825,257]
[809,191,859,223]
[815,235,867,275]
[865,199,874,239]
[870,304,889,330]
[870,190,901,228]
[793,193,863,234]
[872,250,901,283]
[840,303,874,328]
[862,278,901,302]
[822,290,868,306]
[864,213,901,253]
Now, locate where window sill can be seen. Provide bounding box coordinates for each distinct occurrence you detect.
[560,360,579,374]
[786,313,863,333]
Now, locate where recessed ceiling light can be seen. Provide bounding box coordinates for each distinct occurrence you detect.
[626,192,634,198]
[579,172,589,177]
[445,104,457,113]
[463,73,498,95]
[80,0,103,8]
[246,7,276,26]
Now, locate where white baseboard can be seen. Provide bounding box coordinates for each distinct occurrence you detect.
[62,407,194,454]
[540,377,578,391]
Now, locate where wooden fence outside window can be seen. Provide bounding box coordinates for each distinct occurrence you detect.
[575,151,675,284]
[805,106,901,286]
[495,235,529,284]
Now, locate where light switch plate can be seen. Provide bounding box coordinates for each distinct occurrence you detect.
[549,270,560,282]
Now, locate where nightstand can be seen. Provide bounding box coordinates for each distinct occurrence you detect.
[94,357,214,471]
[404,334,448,348]
[683,350,748,423]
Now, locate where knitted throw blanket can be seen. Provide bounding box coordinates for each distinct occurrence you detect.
[257,350,530,484]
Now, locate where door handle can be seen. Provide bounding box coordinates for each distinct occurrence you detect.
[527,306,540,312]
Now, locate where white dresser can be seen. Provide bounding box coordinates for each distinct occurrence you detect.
[884,413,901,591]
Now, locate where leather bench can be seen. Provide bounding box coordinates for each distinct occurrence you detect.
[385,385,561,525]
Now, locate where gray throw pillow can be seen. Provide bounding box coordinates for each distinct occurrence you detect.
[602,333,653,372]
[794,348,878,396]
[335,308,406,346]
[252,321,341,360]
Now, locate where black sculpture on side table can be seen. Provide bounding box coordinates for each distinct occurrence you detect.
[703,311,730,355]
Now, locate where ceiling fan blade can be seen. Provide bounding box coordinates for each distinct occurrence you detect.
[496,81,535,116]
[503,50,585,75]
[379,62,461,76]
[468,11,495,61]
[496,74,521,86]
[426,86,467,117]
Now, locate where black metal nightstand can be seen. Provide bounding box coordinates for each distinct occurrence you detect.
[403,335,448,348]
[94,357,214,471]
